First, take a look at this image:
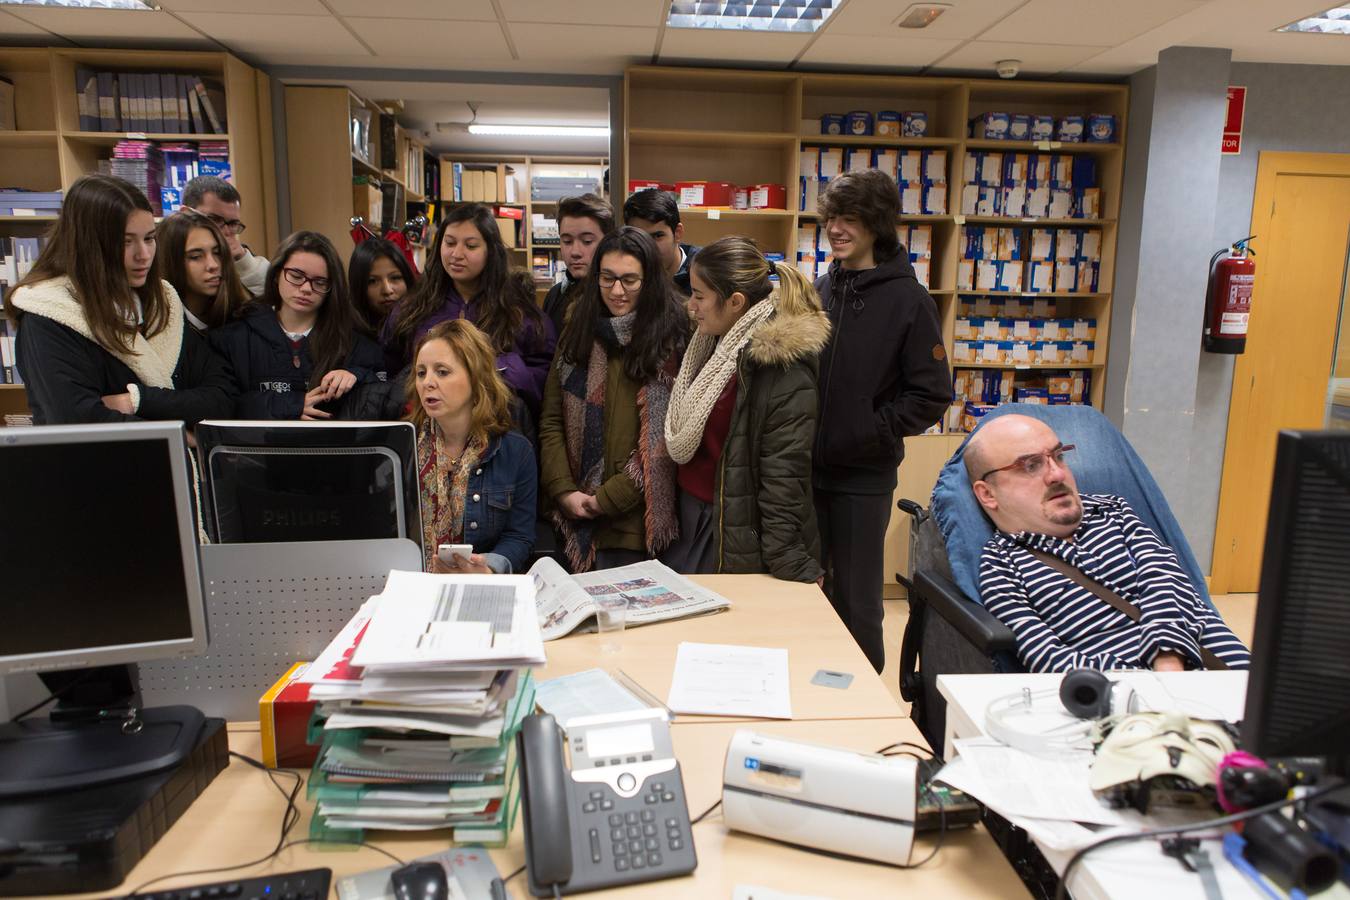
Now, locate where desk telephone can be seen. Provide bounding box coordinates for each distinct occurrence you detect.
[518,708,698,896]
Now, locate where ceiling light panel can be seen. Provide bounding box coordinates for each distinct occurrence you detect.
[1278,3,1350,34]
[0,0,156,7]
[467,123,609,137]
[667,0,840,33]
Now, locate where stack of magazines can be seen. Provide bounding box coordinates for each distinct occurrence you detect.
[304,571,546,844]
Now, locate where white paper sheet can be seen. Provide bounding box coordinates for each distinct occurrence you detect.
[941,738,1125,826]
[535,669,650,726]
[666,642,792,719]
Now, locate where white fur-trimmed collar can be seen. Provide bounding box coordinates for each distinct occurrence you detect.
[10,276,183,389]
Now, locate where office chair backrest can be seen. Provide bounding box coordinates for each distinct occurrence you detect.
[929,404,1213,610]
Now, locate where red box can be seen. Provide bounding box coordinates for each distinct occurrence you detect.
[628,180,675,195]
[494,205,523,220]
[747,183,787,210]
[259,661,319,769]
[675,181,736,208]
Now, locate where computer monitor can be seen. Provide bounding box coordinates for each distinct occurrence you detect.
[195,420,421,550]
[0,422,210,798]
[1241,430,1350,772]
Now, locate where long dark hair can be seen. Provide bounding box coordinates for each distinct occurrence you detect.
[157,208,249,329]
[255,231,356,384]
[387,203,541,355]
[11,174,168,352]
[557,226,690,382]
[348,237,417,335]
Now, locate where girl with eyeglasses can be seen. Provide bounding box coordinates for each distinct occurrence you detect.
[540,226,690,572]
[662,236,829,581]
[9,174,236,426]
[156,208,251,332]
[381,203,554,417]
[209,231,384,420]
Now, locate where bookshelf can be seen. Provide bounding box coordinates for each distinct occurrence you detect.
[0,46,276,422]
[284,86,434,271]
[624,65,1128,594]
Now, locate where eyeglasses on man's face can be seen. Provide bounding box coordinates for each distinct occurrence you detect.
[203,212,246,235]
[980,443,1075,482]
[282,267,330,294]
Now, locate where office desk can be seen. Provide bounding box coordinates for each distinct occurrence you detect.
[540,574,902,723]
[62,575,1025,898]
[69,719,1022,900]
[937,671,1268,900]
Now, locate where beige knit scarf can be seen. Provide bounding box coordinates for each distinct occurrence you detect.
[664,298,776,465]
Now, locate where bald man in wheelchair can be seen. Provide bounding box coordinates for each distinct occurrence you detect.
[965,414,1250,674]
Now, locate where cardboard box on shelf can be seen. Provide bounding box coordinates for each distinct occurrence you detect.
[980,152,1004,186]
[961,183,980,216]
[1027,260,1055,293]
[1003,153,1028,185]
[957,259,975,291]
[748,183,786,209]
[955,317,975,340]
[876,110,901,137]
[976,259,999,291]
[912,258,930,287]
[733,186,749,210]
[1001,184,1027,218]
[1072,318,1098,341]
[907,224,933,256]
[800,147,821,178]
[676,181,736,207]
[899,149,922,182]
[997,260,1025,292]
[901,181,924,215]
[1028,154,1050,184]
[799,177,821,213]
[953,340,976,363]
[1049,189,1074,219]
[796,253,817,279]
[1057,116,1085,143]
[821,113,846,135]
[1030,228,1055,260]
[923,150,947,183]
[1002,298,1030,318]
[1011,318,1037,341]
[996,228,1023,261]
[797,224,818,256]
[847,110,874,136]
[923,184,948,215]
[1087,114,1117,143]
[971,111,1011,139]
[846,146,873,173]
[1030,115,1056,141]
[1025,184,1051,219]
[1009,114,1031,141]
[1031,298,1057,317]
[902,111,928,137]
[1077,187,1101,219]
[819,147,844,179]
[873,148,899,180]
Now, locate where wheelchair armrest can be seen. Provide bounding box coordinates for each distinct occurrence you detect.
[897,498,924,517]
[913,569,1017,655]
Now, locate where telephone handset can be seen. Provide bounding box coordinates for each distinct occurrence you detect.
[517,709,697,897]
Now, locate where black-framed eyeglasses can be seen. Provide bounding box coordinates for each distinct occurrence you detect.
[980,443,1075,481]
[598,273,642,292]
[282,267,330,294]
[202,212,246,235]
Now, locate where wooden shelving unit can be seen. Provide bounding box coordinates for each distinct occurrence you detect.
[284,86,433,269]
[0,46,276,423]
[623,65,1127,415]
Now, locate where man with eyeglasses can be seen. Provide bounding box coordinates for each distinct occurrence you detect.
[966,414,1249,674]
[182,176,268,297]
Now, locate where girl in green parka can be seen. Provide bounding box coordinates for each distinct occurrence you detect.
[662,236,830,582]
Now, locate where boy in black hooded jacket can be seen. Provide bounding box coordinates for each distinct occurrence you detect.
[813,170,952,673]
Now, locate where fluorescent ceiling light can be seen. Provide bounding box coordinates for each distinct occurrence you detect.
[1278,3,1350,34]
[668,0,840,33]
[0,0,158,8]
[467,124,609,137]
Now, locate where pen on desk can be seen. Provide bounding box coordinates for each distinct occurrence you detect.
[614,668,675,721]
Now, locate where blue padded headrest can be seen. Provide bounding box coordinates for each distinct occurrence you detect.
[930,404,1213,610]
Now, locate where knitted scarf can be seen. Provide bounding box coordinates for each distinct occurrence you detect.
[552,312,679,572]
[417,417,486,570]
[664,298,777,465]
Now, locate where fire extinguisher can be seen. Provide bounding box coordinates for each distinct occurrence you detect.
[1203,236,1256,354]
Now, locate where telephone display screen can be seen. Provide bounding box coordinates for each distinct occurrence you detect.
[586,722,655,759]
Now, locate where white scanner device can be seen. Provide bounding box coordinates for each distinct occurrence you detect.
[722,729,917,865]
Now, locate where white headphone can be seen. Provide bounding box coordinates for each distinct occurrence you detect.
[984,670,1143,757]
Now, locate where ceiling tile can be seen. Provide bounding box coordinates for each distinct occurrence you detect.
[824,0,1026,40]
[508,23,657,58]
[799,33,962,69]
[4,7,205,40]
[658,27,811,66]
[0,10,52,36]
[934,40,1112,75]
[342,17,510,58]
[159,0,327,13]
[499,0,663,27]
[325,0,497,21]
[176,11,369,55]
[993,0,1207,46]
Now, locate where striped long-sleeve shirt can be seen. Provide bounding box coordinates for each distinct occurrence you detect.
[977,494,1251,673]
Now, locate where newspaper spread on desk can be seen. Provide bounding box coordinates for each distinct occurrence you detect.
[530,557,731,641]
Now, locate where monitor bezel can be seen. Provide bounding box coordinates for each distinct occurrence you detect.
[0,421,210,676]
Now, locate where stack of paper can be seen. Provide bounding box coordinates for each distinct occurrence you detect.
[305,571,545,844]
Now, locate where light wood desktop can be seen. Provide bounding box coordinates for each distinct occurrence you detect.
[61,575,1026,899]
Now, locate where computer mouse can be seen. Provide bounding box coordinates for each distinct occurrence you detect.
[389,861,449,900]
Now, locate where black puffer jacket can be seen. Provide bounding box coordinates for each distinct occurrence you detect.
[542,272,581,338]
[813,253,951,493]
[209,304,385,419]
[713,301,830,582]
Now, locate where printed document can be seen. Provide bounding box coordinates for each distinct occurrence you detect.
[666,642,792,719]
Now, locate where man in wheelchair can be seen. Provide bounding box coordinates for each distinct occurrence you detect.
[964,414,1250,674]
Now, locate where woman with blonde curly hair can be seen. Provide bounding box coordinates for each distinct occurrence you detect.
[408,318,536,573]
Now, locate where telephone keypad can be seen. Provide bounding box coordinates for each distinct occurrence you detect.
[569,767,697,888]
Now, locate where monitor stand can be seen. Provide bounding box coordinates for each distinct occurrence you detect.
[0,664,205,800]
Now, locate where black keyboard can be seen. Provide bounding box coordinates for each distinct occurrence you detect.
[125,867,331,900]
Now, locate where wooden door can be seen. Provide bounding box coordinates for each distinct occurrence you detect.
[1211,152,1350,594]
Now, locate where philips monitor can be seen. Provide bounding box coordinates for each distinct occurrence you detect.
[1241,430,1350,772]
[0,422,210,798]
[195,420,421,551]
